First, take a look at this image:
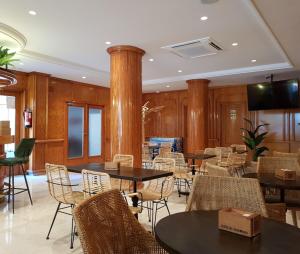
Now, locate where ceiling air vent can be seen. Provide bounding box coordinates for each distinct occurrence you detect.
[161,37,223,59]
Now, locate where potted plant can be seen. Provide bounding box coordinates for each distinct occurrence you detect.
[0,46,18,70]
[241,118,269,161]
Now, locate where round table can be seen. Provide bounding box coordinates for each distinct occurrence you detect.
[155,211,300,254]
[243,173,300,202]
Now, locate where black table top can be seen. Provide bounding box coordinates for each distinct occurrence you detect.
[67,163,173,182]
[155,211,300,254]
[184,153,216,160]
[243,173,300,190]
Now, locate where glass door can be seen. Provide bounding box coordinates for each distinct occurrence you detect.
[66,103,104,165]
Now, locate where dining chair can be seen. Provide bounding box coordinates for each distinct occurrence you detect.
[273,151,300,165]
[257,156,300,226]
[218,152,247,176]
[197,147,220,174]
[73,189,167,254]
[142,145,153,169]
[186,175,268,217]
[206,162,233,177]
[0,138,35,213]
[230,144,247,153]
[81,169,141,215]
[111,154,134,192]
[45,163,84,249]
[129,157,175,232]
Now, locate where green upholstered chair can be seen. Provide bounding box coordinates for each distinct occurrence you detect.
[0,138,35,213]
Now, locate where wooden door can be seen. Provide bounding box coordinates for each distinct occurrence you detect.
[220,102,246,147]
[65,102,104,165]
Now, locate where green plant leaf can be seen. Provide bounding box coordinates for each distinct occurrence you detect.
[0,46,18,67]
[255,146,269,157]
[254,132,268,146]
[254,123,269,134]
[241,128,256,139]
[243,136,255,149]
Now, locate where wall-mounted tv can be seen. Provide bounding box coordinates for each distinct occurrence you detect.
[247,79,299,111]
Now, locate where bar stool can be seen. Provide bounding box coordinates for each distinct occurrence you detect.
[0,138,35,213]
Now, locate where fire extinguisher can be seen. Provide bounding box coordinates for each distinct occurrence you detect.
[23,108,32,128]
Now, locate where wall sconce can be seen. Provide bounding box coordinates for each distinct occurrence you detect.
[229,109,237,120]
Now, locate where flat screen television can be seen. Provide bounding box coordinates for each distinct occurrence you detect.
[247,79,300,111]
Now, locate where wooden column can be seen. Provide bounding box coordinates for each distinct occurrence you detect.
[26,72,50,174]
[187,79,210,153]
[107,45,145,167]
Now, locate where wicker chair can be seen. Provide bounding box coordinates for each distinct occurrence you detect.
[142,145,153,169]
[111,154,134,192]
[206,162,232,177]
[82,169,141,215]
[231,144,247,153]
[82,170,111,198]
[198,148,221,173]
[257,156,300,226]
[159,143,172,156]
[45,163,84,249]
[218,153,247,176]
[73,189,167,254]
[273,151,300,165]
[158,152,192,197]
[186,175,268,217]
[129,157,175,231]
[216,146,233,159]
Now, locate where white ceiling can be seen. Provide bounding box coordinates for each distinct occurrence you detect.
[0,0,299,92]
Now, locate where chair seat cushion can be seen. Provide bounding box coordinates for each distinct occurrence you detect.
[0,157,26,166]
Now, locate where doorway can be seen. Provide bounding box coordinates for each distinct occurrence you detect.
[65,102,104,165]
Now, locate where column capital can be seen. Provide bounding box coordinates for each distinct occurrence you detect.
[107,45,145,55]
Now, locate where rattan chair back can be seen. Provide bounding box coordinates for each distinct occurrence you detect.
[186,175,268,217]
[113,154,134,167]
[273,151,300,165]
[82,170,111,198]
[153,157,175,172]
[206,162,232,177]
[73,189,167,254]
[257,156,300,175]
[45,163,75,204]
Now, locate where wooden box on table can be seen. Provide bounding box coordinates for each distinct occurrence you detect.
[218,208,261,237]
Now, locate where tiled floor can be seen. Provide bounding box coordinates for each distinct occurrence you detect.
[0,173,299,254]
[0,173,186,254]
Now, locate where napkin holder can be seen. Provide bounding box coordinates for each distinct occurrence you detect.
[275,168,296,180]
[104,162,120,170]
[218,208,261,237]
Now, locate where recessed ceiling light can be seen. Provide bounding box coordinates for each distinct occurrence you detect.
[200,16,208,21]
[149,58,154,62]
[178,70,182,73]
[19,62,24,65]
[82,76,86,79]
[232,42,239,46]
[166,85,171,88]
[251,59,257,63]
[28,10,37,16]
[105,41,111,45]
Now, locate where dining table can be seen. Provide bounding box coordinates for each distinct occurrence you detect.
[243,172,300,203]
[155,210,300,254]
[184,153,216,175]
[67,163,173,215]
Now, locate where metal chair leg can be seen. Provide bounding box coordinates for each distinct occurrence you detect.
[164,199,171,215]
[12,165,15,213]
[8,165,11,203]
[147,201,151,222]
[46,202,61,239]
[20,164,33,205]
[70,216,75,249]
[154,202,158,230]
